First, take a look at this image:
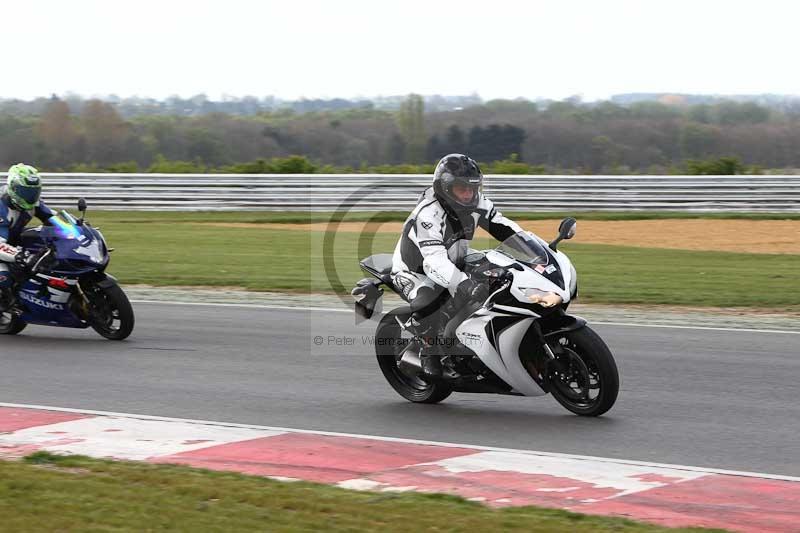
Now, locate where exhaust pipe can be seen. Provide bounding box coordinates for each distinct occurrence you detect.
[397,343,422,374]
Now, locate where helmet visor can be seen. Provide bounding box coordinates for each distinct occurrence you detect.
[448,179,480,207]
[12,183,41,206]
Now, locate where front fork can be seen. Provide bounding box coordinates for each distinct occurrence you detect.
[524,314,588,392]
[73,280,91,319]
[523,321,554,393]
[73,273,115,320]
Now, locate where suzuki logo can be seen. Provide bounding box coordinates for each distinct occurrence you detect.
[19,291,64,311]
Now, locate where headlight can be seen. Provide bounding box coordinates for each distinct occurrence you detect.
[521,288,563,308]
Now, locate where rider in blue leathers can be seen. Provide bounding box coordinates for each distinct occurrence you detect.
[0,164,54,312]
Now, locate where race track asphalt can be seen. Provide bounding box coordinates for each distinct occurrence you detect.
[1,302,798,476]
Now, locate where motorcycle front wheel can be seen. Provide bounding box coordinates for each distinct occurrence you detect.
[83,281,135,340]
[546,326,619,416]
[375,309,453,404]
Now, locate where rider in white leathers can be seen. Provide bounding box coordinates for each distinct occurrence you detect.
[391,154,524,377]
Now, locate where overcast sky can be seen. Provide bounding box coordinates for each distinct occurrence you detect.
[2,0,798,102]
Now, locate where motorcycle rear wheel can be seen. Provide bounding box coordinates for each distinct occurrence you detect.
[0,311,27,335]
[375,309,453,404]
[546,326,619,416]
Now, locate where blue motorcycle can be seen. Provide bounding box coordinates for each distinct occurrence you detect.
[0,199,134,340]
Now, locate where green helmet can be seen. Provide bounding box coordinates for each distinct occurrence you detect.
[6,163,42,210]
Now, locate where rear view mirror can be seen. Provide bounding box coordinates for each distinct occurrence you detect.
[558,217,577,240]
[77,198,88,224]
[549,217,577,251]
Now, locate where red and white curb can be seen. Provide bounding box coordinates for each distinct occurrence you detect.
[1,404,798,532]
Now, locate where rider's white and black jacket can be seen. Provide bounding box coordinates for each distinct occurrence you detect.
[391,187,523,294]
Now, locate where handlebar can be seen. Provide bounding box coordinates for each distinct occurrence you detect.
[20,246,53,275]
[30,247,53,274]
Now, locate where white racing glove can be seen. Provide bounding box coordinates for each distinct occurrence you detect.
[0,242,21,263]
[0,243,34,272]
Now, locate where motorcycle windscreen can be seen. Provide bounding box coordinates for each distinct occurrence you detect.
[50,214,83,240]
[495,232,550,266]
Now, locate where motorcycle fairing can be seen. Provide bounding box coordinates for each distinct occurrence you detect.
[17,276,86,328]
[14,212,107,328]
[21,217,109,276]
[456,308,548,397]
[538,247,565,289]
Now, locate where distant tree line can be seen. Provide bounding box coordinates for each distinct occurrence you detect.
[2,94,800,174]
[0,94,486,118]
[60,153,753,176]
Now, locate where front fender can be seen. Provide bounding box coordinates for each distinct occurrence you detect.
[81,273,118,289]
[97,274,118,289]
[540,313,587,339]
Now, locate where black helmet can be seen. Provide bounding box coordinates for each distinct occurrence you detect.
[432,153,483,214]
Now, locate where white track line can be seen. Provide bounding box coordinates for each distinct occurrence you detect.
[1,401,798,483]
[131,299,800,335]
[591,321,799,335]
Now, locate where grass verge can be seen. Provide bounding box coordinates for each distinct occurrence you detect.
[81,212,800,309]
[0,452,724,532]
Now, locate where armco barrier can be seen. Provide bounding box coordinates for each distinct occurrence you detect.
[2,173,799,212]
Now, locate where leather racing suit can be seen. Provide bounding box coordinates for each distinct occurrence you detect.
[0,193,54,291]
[391,186,523,316]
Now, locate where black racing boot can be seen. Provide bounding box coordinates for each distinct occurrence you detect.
[411,317,444,379]
[406,304,448,379]
[0,287,14,314]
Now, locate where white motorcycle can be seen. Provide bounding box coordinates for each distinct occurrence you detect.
[354,218,619,416]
